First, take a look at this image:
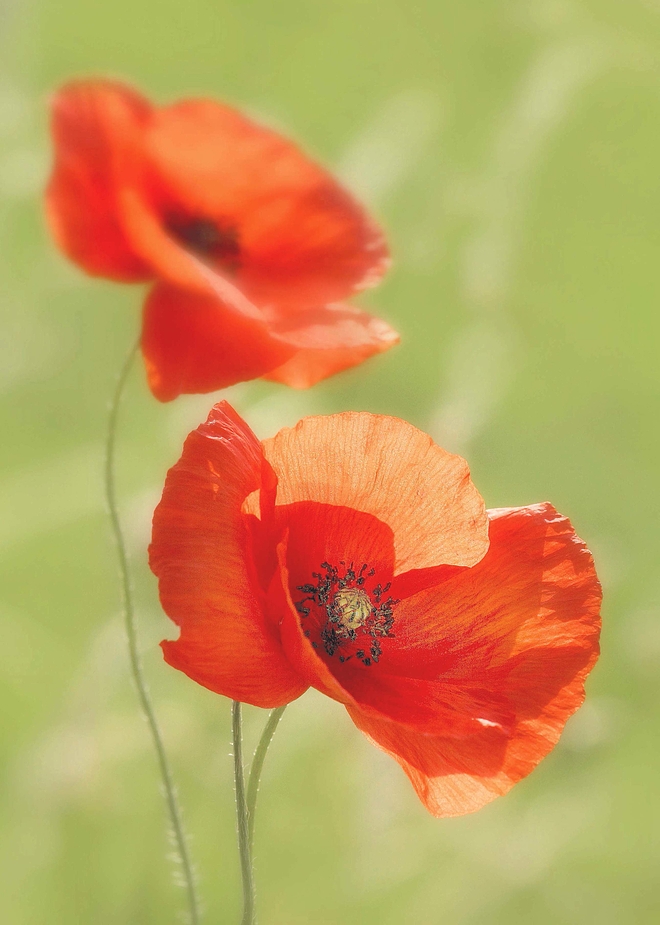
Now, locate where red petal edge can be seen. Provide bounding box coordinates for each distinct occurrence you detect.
[150,401,307,706]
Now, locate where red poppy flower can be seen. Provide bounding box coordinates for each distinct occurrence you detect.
[150,402,601,816]
[45,80,396,400]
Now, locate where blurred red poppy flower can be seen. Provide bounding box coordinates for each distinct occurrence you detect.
[150,402,601,816]
[45,80,396,401]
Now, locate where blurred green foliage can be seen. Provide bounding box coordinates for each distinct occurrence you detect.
[1,0,659,922]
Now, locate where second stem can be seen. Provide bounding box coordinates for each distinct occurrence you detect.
[232,701,255,925]
[232,703,287,925]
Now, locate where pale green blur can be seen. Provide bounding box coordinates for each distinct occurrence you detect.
[1,1,659,923]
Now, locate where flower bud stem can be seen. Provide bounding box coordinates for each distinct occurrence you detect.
[247,706,287,854]
[233,703,287,924]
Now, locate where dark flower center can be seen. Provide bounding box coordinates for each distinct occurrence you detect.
[165,213,241,272]
[295,562,398,667]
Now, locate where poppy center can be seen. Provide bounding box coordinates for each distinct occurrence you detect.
[165,213,241,272]
[333,588,371,630]
[295,562,398,667]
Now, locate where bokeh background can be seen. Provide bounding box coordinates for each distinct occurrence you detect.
[1,0,659,922]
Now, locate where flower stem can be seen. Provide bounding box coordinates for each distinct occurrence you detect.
[232,701,255,925]
[105,335,201,925]
[246,706,287,854]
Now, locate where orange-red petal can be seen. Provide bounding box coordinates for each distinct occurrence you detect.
[262,303,399,388]
[347,708,512,816]
[140,98,389,307]
[141,287,399,401]
[45,80,152,281]
[141,284,294,402]
[345,503,601,816]
[150,401,307,706]
[385,503,600,675]
[260,413,489,573]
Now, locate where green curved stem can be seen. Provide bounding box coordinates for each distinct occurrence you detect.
[246,706,287,853]
[232,702,255,925]
[105,336,201,925]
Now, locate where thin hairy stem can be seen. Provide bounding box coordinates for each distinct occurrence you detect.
[246,706,287,853]
[105,336,201,925]
[232,702,255,925]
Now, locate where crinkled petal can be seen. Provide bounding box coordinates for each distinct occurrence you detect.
[347,642,596,817]
[347,707,512,817]
[385,503,601,676]
[340,672,512,737]
[261,413,489,573]
[150,401,307,706]
[345,503,601,816]
[45,80,152,280]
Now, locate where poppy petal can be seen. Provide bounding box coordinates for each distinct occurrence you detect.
[347,707,513,817]
[150,401,308,706]
[339,672,512,737]
[262,303,399,388]
[141,284,294,402]
[384,503,601,677]
[261,414,489,573]
[141,98,389,307]
[347,637,596,816]
[275,500,396,587]
[344,503,601,816]
[45,80,152,281]
[142,284,399,401]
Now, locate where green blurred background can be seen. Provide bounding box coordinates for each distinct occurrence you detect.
[1,0,659,922]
